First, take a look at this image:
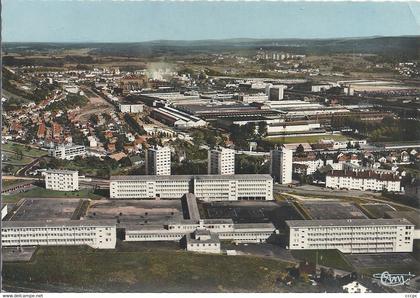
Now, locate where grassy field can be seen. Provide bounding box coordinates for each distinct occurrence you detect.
[1,179,29,188]
[2,186,103,202]
[266,134,349,144]
[291,250,354,272]
[2,244,313,293]
[2,142,47,158]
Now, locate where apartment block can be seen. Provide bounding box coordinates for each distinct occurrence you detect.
[44,169,79,191]
[270,147,293,184]
[48,144,86,160]
[208,147,235,175]
[326,170,401,192]
[145,146,171,175]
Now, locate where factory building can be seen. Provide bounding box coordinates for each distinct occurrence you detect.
[208,147,235,175]
[146,146,171,176]
[44,169,79,191]
[150,106,207,129]
[110,174,273,201]
[286,218,414,253]
[1,220,117,249]
[270,147,293,184]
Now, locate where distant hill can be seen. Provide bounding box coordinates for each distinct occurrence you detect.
[3,36,419,59]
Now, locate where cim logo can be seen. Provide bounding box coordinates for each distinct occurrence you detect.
[373,271,415,286]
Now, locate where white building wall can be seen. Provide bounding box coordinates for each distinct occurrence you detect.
[45,170,79,191]
[270,148,293,184]
[110,175,273,200]
[2,222,116,249]
[208,147,235,175]
[288,221,414,253]
[146,146,171,175]
[326,175,401,192]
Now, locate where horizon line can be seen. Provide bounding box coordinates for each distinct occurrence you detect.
[3,34,420,44]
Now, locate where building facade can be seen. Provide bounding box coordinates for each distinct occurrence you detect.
[1,220,117,249]
[124,219,276,244]
[110,174,273,201]
[48,144,86,160]
[270,147,293,184]
[326,170,401,192]
[119,103,144,113]
[145,146,171,175]
[44,169,79,191]
[186,229,221,254]
[268,85,286,101]
[208,147,235,175]
[286,219,414,253]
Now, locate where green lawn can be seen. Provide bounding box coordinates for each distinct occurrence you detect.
[1,179,29,188]
[2,186,103,202]
[2,244,310,293]
[2,152,34,165]
[2,142,47,158]
[266,134,349,144]
[291,250,354,272]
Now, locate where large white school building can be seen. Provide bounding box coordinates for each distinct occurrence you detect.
[286,218,414,253]
[1,220,117,249]
[110,174,273,201]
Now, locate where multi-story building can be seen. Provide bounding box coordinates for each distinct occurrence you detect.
[286,218,414,253]
[48,144,86,160]
[44,169,79,191]
[270,147,293,184]
[208,147,235,175]
[1,220,117,249]
[268,85,286,101]
[119,103,144,113]
[293,156,324,175]
[145,146,171,175]
[326,170,401,192]
[186,229,221,254]
[124,218,276,244]
[110,174,273,201]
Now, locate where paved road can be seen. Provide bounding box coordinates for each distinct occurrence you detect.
[15,156,43,177]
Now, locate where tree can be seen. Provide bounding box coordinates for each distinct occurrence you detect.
[257,121,268,138]
[14,147,23,160]
[296,144,305,156]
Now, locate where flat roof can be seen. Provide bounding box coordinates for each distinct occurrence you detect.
[111,174,272,181]
[44,169,78,174]
[183,193,201,221]
[2,219,116,228]
[187,231,220,243]
[385,211,420,229]
[286,218,414,228]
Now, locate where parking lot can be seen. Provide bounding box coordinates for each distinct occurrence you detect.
[360,203,396,218]
[201,200,303,229]
[86,199,184,224]
[7,198,82,221]
[346,253,420,272]
[2,246,37,262]
[301,201,368,220]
